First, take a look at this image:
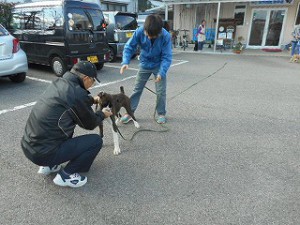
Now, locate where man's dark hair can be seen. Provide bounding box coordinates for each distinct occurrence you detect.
[144,14,163,37]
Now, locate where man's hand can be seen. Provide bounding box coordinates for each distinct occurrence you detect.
[102,108,113,118]
[120,65,129,74]
[93,96,100,104]
[155,75,162,83]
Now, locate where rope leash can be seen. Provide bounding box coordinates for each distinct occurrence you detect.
[117,62,228,140]
[117,84,169,141]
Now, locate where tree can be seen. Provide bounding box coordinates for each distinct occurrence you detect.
[0,2,15,28]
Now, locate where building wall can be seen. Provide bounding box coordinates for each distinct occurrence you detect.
[241,1,299,47]
[173,0,300,48]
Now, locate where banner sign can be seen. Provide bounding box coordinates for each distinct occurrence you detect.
[251,0,294,5]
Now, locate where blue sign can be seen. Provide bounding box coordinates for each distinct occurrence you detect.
[251,0,293,5]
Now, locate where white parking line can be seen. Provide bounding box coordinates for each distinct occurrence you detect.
[0,102,36,115]
[27,76,52,83]
[0,59,189,116]
[91,75,137,89]
[104,64,139,71]
[171,60,189,67]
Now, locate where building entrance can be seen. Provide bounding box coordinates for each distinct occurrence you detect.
[248,8,286,48]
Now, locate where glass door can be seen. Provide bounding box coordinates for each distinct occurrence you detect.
[249,10,267,46]
[265,10,285,46]
[248,9,286,48]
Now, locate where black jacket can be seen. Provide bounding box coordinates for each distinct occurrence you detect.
[21,72,104,162]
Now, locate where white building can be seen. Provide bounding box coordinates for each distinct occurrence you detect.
[163,0,300,50]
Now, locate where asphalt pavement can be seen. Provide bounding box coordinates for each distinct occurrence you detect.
[1,50,300,225]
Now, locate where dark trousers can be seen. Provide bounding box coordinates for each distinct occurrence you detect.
[194,41,198,51]
[36,134,102,174]
[198,41,204,50]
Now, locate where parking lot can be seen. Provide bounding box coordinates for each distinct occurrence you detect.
[1,52,300,225]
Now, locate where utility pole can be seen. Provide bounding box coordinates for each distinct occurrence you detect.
[133,0,138,12]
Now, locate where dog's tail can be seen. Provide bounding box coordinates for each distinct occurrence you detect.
[120,86,125,94]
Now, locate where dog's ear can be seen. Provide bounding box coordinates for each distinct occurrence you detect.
[98,92,107,98]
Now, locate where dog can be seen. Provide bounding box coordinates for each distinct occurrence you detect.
[95,86,140,155]
[290,54,300,63]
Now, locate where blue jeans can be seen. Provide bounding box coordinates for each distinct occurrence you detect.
[35,134,102,174]
[130,67,167,116]
[291,41,300,56]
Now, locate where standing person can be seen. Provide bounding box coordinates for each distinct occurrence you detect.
[21,61,112,188]
[197,20,206,51]
[119,14,172,124]
[290,25,300,59]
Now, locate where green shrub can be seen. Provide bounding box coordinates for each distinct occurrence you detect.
[0,2,15,28]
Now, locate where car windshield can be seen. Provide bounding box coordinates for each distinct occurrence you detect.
[0,24,9,36]
[86,9,105,31]
[9,6,63,31]
[67,8,105,31]
[115,15,137,30]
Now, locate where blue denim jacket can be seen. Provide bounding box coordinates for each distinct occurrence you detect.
[122,27,172,78]
[292,25,300,42]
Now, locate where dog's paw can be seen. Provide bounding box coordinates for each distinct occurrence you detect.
[113,147,121,155]
[133,121,140,129]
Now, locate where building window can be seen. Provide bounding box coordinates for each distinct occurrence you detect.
[296,3,300,25]
[234,5,246,26]
[102,4,108,11]
[101,3,127,12]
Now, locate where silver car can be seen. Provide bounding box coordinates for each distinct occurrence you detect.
[0,24,28,82]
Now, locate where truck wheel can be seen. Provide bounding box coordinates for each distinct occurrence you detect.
[109,47,116,62]
[51,56,66,77]
[9,72,26,83]
[96,62,104,70]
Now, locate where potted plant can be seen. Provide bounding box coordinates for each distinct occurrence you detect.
[233,36,244,54]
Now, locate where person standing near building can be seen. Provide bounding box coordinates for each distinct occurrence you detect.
[119,14,172,124]
[197,20,206,51]
[290,25,300,59]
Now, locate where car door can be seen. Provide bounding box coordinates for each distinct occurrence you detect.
[114,13,138,43]
[65,7,108,63]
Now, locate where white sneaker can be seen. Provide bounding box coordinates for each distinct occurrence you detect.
[37,165,61,175]
[53,172,87,188]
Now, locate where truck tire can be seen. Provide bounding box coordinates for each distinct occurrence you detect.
[96,62,104,70]
[51,56,66,77]
[109,47,116,62]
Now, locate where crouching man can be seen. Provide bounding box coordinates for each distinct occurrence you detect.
[21,61,112,188]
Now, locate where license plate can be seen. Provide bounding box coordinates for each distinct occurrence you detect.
[87,56,98,63]
[126,32,133,38]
